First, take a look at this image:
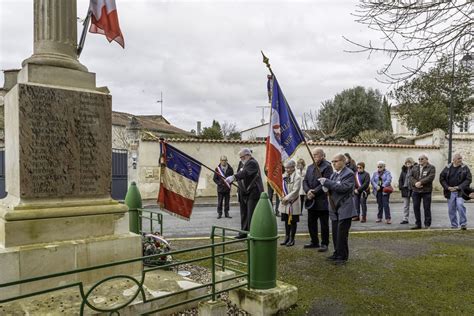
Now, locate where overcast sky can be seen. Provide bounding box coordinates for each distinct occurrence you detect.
[0,0,393,132]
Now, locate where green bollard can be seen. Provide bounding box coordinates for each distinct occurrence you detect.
[249,192,278,289]
[125,181,142,234]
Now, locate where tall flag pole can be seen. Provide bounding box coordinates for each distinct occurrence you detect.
[77,11,92,58]
[262,51,305,198]
[261,51,336,210]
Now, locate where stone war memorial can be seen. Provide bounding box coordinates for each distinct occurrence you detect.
[0,0,141,301]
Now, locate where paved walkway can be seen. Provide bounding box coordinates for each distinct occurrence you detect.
[143,195,473,238]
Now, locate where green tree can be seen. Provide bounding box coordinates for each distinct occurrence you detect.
[390,56,473,135]
[316,86,389,141]
[353,129,394,144]
[382,96,393,133]
[201,120,223,139]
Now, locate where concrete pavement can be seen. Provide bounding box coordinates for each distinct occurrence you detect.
[143,198,473,238]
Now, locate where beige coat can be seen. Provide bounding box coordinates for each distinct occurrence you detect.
[278,172,302,215]
[297,169,306,195]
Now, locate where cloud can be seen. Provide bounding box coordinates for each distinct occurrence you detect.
[1,0,393,132]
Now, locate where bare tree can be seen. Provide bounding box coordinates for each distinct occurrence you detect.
[345,1,473,83]
[112,125,129,149]
[221,121,241,140]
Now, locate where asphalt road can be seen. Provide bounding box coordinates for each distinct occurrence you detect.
[143,202,473,238]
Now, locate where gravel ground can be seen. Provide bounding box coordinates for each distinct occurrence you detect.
[169,264,250,316]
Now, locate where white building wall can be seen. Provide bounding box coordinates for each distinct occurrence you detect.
[134,138,454,199]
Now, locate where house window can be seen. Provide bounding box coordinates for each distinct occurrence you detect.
[458,118,469,133]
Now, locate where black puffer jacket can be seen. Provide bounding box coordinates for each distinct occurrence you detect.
[398,165,413,198]
[439,163,472,199]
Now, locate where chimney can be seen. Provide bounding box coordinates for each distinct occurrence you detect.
[2,69,20,91]
[197,121,201,136]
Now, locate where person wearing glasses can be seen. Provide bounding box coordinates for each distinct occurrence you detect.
[303,148,333,252]
[318,153,358,265]
[370,161,393,224]
[439,153,472,230]
[279,160,302,247]
[398,157,415,224]
[410,154,436,229]
[226,148,264,238]
[213,155,234,219]
[354,162,371,222]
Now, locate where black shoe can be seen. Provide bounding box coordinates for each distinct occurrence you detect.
[224,214,232,218]
[286,239,295,247]
[461,225,467,230]
[400,220,409,224]
[411,226,422,230]
[317,245,328,252]
[333,259,347,266]
[326,254,337,261]
[303,243,320,249]
[235,233,247,239]
[280,236,290,246]
[217,214,222,219]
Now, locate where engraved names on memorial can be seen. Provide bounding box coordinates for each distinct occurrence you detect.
[18,84,111,198]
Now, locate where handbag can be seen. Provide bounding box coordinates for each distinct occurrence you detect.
[382,185,394,194]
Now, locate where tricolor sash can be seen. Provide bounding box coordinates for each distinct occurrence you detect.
[216,165,231,189]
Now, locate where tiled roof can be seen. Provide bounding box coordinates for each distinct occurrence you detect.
[112,111,193,136]
[144,137,440,149]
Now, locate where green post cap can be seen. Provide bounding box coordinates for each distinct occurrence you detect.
[125,182,142,234]
[249,192,278,289]
[125,181,142,210]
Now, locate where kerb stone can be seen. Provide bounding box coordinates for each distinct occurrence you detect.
[198,300,228,316]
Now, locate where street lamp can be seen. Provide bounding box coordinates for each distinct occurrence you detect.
[448,52,472,163]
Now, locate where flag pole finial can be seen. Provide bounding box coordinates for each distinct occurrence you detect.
[261,51,274,76]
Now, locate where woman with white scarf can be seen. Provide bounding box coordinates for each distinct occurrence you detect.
[279,160,303,247]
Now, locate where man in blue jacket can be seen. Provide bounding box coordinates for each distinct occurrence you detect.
[319,153,358,265]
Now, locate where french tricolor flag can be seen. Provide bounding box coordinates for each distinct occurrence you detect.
[89,0,125,48]
[265,77,305,198]
[158,142,202,220]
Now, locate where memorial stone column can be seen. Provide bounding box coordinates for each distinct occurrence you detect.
[23,0,87,72]
[0,0,141,299]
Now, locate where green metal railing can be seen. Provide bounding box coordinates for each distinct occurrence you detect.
[0,226,250,315]
[138,208,163,235]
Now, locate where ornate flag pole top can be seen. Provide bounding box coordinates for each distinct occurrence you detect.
[261,51,274,76]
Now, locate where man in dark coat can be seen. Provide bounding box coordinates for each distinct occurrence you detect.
[319,153,358,265]
[226,148,264,238]
[439,153,472,230]
[303,148,333,252]
[410,154,436,229]
[213,155,234,219]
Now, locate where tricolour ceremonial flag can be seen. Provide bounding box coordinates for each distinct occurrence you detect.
[89,0,125,48]
[158,142,202,220]
[265,77,305,198]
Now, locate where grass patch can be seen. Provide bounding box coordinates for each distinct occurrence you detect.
[171,230,474,315]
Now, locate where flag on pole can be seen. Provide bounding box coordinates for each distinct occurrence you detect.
[265,77,306,198]
[89,0,125,48]
[158,142,202,220]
